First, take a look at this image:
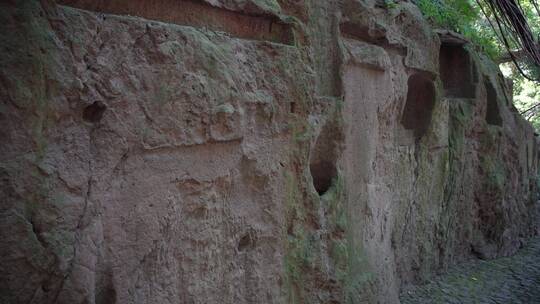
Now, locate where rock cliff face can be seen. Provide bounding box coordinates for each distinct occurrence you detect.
[0,0,538,303]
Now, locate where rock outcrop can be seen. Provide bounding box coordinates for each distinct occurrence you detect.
[0,0,538,303]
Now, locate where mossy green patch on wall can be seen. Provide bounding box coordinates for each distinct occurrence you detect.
[322,173,377,304]
[283,171,307,304]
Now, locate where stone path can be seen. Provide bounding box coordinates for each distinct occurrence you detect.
[400,236,540,304]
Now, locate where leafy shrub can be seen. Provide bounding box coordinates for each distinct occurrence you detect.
[414,0,501,58]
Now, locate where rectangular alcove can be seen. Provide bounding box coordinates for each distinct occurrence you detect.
[58,0,294,45]
[439,43,477,98]
[399,73,436,143]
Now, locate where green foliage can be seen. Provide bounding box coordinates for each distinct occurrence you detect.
[415,0,476,29]
[500,60,540,131]
[414,0,501,58]
[384,0,398,9]
[520,0,540,34]
[415,0,540,131]
[512,73,540,129]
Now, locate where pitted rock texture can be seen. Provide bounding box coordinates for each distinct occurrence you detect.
[0,0,538,304]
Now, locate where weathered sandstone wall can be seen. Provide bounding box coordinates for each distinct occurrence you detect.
[0,0,538,303]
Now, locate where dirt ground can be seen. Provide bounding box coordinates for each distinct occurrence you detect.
[400,235,540,304]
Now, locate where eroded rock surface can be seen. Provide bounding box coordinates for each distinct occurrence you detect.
[0,0,538,303]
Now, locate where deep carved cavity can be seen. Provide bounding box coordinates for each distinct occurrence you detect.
[401,74,436,140]
[440,44,477,98]
[238,233,255,251]
[310,160,336,195]
[83,101,107,123]
[309,120,340,195]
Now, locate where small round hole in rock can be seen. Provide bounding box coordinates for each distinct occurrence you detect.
[238,233,255,251]
[83,101,106,123]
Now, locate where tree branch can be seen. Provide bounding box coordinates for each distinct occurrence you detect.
[497,42,540,63]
